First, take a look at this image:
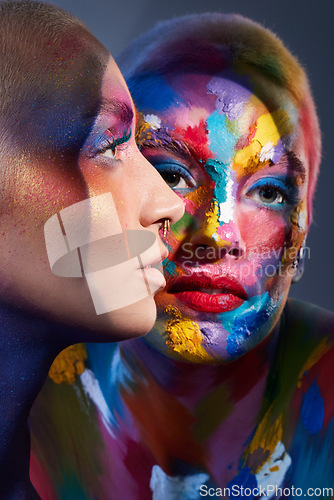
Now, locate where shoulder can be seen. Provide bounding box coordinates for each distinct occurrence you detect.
[283,299,334,435]
[285,298,334,335]
[281,302,334,488]
[283,298,334,387]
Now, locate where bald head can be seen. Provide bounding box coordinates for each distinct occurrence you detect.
[0,1,109,156]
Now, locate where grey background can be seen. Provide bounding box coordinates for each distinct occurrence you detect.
[48,0,333,311]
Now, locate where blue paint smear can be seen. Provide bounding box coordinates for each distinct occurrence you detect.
[164,259,177,277]
[301,381,324,435]
[288,418,334,489]
[87,343,127,426]
[223,293,273,356]
[206,110,236,164]
[227,467,257,499]
[128,74,183,112]
[204,159,229,204]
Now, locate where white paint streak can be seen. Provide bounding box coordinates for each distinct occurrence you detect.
[255,441,292,498]
[150,465,209,500]
[218,175,234,224]
[298,210,307,231]
[80,369,115,437]
[259,141,275,162]
[144,114,161,130]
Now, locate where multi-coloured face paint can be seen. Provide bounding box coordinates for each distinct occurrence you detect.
[133,70,308,362]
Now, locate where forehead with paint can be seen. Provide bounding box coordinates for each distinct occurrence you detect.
[122,12,320,222]
[119,13,321,362]
[136,68,304,226]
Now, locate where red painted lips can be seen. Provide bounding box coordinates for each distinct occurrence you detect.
[168,274,247,313]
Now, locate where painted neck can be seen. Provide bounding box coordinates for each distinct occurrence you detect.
[116,323,281,477]
[0,301,70,499]
[119,321,280,404]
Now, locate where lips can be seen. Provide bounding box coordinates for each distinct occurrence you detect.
[168,274,247,313]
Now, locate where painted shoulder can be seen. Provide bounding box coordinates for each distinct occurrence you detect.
[282,301,334,489]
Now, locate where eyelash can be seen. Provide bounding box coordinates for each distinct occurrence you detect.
[153,162,197,190]
[96,128,132,159]
[245,178,298,208]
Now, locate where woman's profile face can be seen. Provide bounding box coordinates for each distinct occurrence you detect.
[133,70,308,362]
[0,50,183,342]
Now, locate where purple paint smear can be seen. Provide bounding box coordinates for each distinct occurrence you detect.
[207,76,251,121]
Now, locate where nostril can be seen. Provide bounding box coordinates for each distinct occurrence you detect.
[228,246,243,259]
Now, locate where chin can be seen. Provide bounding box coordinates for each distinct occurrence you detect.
[146,291,288,364]
[81,295,158,343]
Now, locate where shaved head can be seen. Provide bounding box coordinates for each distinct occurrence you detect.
[0,1,108,157]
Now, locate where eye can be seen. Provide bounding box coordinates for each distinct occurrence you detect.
[99,145,117,159]
[98,145,117,160]
[153,162,196,190]
[258,187,284,205]
[95,128,131,161]
[245,178,294,208]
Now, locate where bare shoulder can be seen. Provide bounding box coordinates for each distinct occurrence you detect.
[285,298,334,342]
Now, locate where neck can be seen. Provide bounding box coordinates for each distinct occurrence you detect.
[0,301,70,499]
[115,321,281,478]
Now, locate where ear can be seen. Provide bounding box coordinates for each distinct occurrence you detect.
[292,238,307,283]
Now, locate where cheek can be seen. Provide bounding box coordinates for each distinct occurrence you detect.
[239,208,287,258]
[7,162,87,230]
[239,208,287,249]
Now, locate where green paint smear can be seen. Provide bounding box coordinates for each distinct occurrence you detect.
[58,473,88,500]
[30,375,104,498]
[172,212,194,235]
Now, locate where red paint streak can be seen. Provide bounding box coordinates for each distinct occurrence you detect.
[174,119,212,162]
[30,452,57,500]
[121,372,205,474]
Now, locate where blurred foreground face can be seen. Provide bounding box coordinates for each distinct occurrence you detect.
[134,69,308,361]
[0,41,184,340]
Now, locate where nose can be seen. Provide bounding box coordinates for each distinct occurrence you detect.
[183,205,245,264]
[137,153,185,228]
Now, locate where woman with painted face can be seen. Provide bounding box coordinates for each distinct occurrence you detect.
[31,13,333,499]
[0,1,184,497]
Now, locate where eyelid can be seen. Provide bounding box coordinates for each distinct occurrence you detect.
[247,177,288,192]
[245,176,299,206]
[93,128,132,159]
[152,160,197,189]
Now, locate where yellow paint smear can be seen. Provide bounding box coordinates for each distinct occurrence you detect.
[48,343,87,384]
[165,306,212,362]
[205,199,219,239]
[269,465,280,472]
[233,110,292,179]
[188,184,212,207]
[254,111,289,150]
[245,409,283,472]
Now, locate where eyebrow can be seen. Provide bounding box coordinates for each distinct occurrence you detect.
[85,98,134,128]
[276,151,306,180]
[136,122,194,159]
[99,98,134,127]
[137,119,307,181]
